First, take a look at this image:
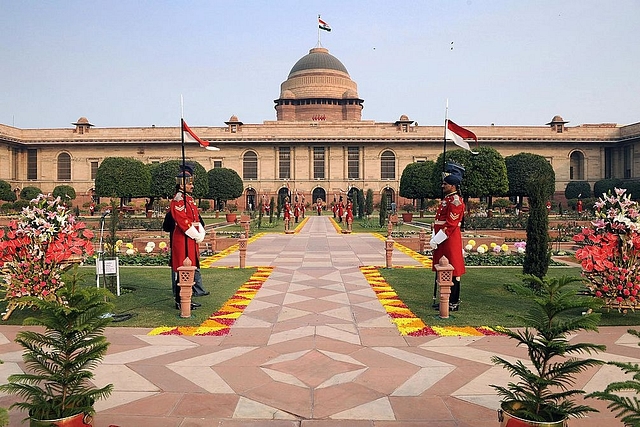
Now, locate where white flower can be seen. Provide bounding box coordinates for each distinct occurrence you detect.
[517,247,526,254]
[477,246,486,254]
[126,248,135,255]
[146,241,156,249]
[145,246,153,253]
[465,244,473,251]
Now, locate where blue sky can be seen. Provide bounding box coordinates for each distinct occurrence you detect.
[2,0,639,129]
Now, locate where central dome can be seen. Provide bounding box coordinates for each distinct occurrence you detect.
[288,47,349,77]
[275,47,363,121]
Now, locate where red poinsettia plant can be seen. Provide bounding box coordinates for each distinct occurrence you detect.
[0,194,95,320]
[573,188,640,312]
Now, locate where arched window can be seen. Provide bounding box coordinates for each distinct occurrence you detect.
[569,151,585,180]
[381,150,395,180]
[57,152,71,181]
[243,151,258,180]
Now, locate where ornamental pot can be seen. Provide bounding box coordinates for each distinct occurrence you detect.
[225,213,237,223]
[401,212,413,222]
[497,401,567,427]
[30,411,93,427]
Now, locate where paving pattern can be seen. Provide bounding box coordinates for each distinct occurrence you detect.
[0,216,636,426]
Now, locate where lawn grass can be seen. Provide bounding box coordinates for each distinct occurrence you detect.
[2,265,637,330]
[379,266,640,328]
[1,266,256,328]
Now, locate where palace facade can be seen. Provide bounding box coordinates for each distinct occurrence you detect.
[1,46,639,210]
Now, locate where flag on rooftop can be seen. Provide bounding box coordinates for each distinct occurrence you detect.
[318,16,331,32]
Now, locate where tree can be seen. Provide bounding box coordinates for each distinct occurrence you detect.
[357,189,365,219]
[20,186,42,200]
[365,189,374,217]
[462,146,509,201]
[399,161,437,205]
[52,185,76,203]
[0,180,16,202]
[505,153,555,201]
[351,191,359,220]
[379,195,387,227]
[565,181,591,200]
[523,174,552,279]
[207,167,243,209]
[95,157,151,205]
[593,178,623,198]
[151,160,208,200]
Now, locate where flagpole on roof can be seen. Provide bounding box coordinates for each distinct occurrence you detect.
[317,15,321,46]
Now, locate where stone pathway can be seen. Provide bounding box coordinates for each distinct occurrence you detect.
[0,216,635,426]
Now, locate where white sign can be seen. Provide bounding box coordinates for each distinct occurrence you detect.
[96,258,118,275]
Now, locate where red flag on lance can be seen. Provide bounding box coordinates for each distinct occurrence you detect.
[183,120,220,151]
[446,120,478,153]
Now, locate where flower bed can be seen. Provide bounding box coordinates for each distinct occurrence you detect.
[573,188,640,312]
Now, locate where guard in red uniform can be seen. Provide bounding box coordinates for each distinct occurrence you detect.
[283,197,292,222]
[337,196,345,223]
[170,165,205,309]
[316,198,323,216]
[430,163,466,311]
[345,199,354,224]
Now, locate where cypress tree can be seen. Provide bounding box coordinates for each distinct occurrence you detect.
[351,193,359,222]
[523,176,551,282]
[379,196,387,228]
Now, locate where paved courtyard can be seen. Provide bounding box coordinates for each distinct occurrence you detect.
[0,216,636,426]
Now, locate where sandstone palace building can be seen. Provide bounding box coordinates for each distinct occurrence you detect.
[1,46,639,210]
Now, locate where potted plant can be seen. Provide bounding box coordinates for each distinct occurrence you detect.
[491,274,606,426]
[401,203,415,223]
[586,328,640,426]
[0,271,114,426]
[225,203,238,223]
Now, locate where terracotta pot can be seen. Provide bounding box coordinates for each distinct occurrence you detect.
[30,411,93,427]
[498,401,567,427]
[401,212,413,222]
[225,213,237,223]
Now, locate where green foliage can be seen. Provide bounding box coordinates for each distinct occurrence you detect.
[207,167,243,204]
[0,180,16,202]
[269,197,275,223]
[523,175,551,279]
[587,329,640,426]
[564,181,591,200]
[0,274,114,421]
[463,146,509,198]
[356,189,365,219]
[505,153,555,198]
[378,195,387,227]
[594,178,623,199]
[351,192,359,219]
[150,160,209,200]
[19,186,42,200]
[491,275,605,423]
[52,184,76,201]
[365,188,374,216]
[95,157,151,201]
[399,161,437,200]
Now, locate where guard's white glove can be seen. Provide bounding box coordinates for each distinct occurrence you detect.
[185,225,200,240]
[429,230,448,250]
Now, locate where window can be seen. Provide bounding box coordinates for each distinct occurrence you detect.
[604,147,612,179]
[27,149,38,180]
[381,150,395,180]
[279,147,291,179]
[213,160,222,168]
[624,145,633,179]
[313,147,325,179]
[348,146,360,179]
[56,153,71,181]
[90,161,99,180]
[243,151,258,180]
[569,151,584,180]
